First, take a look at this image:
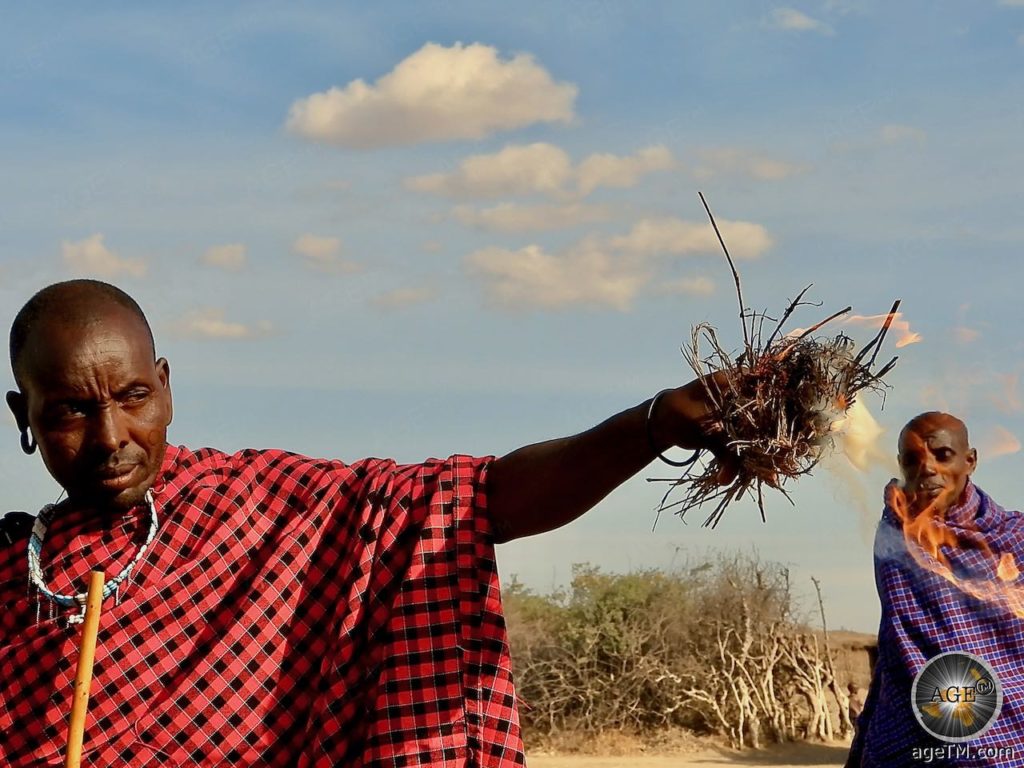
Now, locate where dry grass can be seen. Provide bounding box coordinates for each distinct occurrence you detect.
[652,194,900,528]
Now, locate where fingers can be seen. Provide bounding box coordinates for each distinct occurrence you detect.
[714,453,739,485]
[701,432,739,485]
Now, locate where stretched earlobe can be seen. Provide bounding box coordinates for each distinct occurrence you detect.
[20,429,36,455]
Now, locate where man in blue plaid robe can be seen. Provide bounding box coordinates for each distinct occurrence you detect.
[848,412,1024,766]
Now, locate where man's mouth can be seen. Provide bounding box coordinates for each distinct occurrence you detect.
[94,464,140,491]
[918,484,947,499]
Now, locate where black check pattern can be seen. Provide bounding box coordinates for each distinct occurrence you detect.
[0,445,525,766]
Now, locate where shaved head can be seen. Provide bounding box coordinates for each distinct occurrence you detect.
[900,411,970,452]
[10,279,154,388]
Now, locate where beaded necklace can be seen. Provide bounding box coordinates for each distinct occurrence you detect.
[27,490,159,624]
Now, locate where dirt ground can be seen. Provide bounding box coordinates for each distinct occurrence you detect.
[529,739,852,767]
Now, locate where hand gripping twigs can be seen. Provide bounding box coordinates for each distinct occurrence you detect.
[650,195,900,527]
[65,570,105,768]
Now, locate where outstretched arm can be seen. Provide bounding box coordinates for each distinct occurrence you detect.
[486,377,732,543]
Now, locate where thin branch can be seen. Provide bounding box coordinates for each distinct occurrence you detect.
[764,284,815,352]
[699,191,749,351]
[853,299,901,368]
[793,306,852,341]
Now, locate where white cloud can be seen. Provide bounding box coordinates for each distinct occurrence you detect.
[406,143,675,200]
[823,0,866,13]
[466,240,649,311]
[879,124,927,144]
[991,372,1022,414]
[61,234,145,278]
[954,326,980,344]
[831,123,929,153]
[406,143,573,199]
[202,243,247,271]
[981,426,1021,459]
[770,7,834,34]
[654,276,716,296]
[611,217,773,259]
[464,213,773,311]
[1018,32,1024,45]
[171,309,272,340]
[291,234,361,274]
[372,286,438,309]
[452,202,610,232]
[1000,0,1024,7]
[574,145,676,196]
[286,42,577,148]
[693,147,809,181]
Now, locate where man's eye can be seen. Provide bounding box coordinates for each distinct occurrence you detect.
[124,389,149,403]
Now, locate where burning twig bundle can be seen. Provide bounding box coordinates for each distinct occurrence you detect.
[653,194,900,528]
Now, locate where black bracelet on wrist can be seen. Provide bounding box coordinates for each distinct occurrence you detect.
[646,388,701,468]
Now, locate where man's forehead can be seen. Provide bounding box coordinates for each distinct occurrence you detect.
[20,308,154,379]
[33,304,149,346]
[900,413,969,449]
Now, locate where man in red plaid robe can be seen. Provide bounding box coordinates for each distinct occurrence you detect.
[0,280,732,767]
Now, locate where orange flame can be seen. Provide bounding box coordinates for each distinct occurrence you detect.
[891,485,960,566]
[844,312,921,348]
[998,553,1020,583]
[890,484,1024,617]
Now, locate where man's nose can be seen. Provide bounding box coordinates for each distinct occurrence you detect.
[920,454,939,477]
[90,405,129,454]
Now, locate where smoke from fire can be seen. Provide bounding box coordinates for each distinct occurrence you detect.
[822,398,896,539]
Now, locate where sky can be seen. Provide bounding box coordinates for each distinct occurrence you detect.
[1,1,1023,632]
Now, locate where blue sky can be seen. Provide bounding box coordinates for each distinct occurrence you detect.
[1,1,1023,631]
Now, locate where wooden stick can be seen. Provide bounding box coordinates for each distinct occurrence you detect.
[65,570,105,768]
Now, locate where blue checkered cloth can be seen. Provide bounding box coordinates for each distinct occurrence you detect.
[849,482,1024,766]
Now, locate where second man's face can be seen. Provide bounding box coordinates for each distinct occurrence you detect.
[898,417,976,514]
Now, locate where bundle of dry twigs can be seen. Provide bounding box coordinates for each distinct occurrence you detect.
[653,194,899,528]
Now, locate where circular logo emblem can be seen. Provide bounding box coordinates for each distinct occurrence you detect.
[912,651,1002,742]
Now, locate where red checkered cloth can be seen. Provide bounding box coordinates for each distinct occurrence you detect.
[0,444,525,766]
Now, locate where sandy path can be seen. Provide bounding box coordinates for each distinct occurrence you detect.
[529,740,851,767]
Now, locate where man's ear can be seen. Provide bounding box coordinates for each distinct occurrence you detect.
[156,357,173,426]
[966,447,978,475]
[6,390,28,433]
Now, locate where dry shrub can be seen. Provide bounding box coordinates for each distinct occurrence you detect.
[504,554,847,751]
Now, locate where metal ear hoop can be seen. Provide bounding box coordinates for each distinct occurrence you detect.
[20,429,36,455]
